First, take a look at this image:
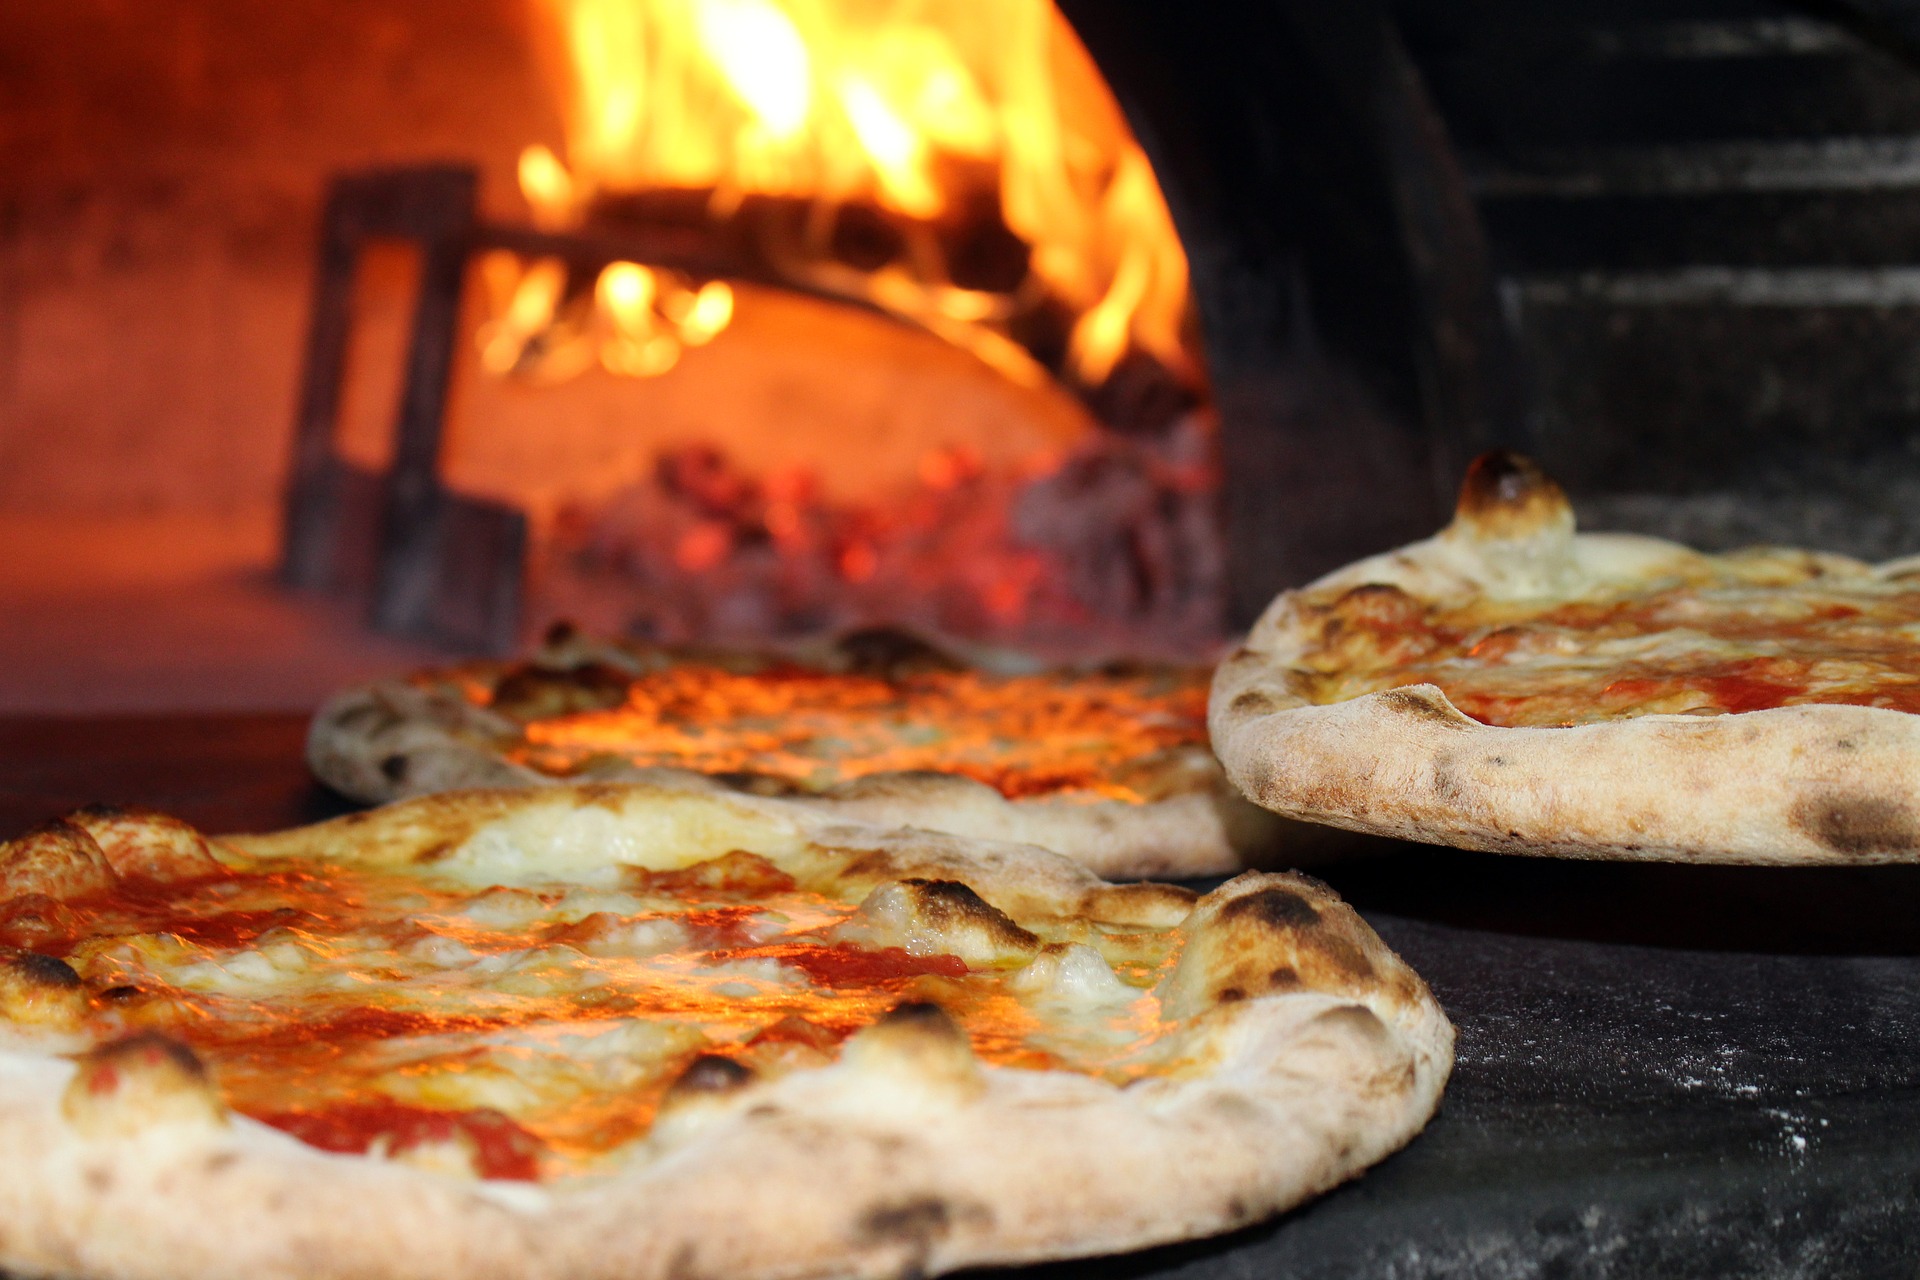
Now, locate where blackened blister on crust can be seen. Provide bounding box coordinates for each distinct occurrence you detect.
[667,1054,757,1097]
[489,663,633,720]
[857,1196,954,1247]
[1221,887,1320,931]
[833,626,964,677]
[8,953,80,989]
[1375,688,1474,729]
[877,1000,963,1036]
[1452,450,1570,538]
[899,880,1041,950]
[1789,793,1920,857]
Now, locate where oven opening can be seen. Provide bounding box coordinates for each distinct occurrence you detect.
[290,0,1223,661]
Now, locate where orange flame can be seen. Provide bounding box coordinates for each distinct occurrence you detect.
[516,0,1195,388]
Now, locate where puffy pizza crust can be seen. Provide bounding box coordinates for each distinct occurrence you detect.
[1212,452,1920,864]
[0,787,1451,1280]
[307,675,1302,880]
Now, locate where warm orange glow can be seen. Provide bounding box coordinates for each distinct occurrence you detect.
[502,664,1210,800]
[43,851,1178,1178]
[510,0,1197,390]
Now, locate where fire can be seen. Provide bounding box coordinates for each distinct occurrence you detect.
[505,664,1211,802]
[501,0,1196,392]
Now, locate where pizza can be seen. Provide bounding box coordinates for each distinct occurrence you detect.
[1212,450,1920,864]
[0,789,1450,1280]
[310,625,1296,879]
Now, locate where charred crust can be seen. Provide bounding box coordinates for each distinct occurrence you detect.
[711,771,804,797]
[7,952,81,989]
[0,947,88,1027]
[86,1032,211,1083]
[63,1031,227,1134]
[1083,882,1199,928]
[1228,688,1280,718]
[488,662,633,719]
[1316,936,1378,981]
[857,1197,953,1246]
[877,1000,964,1038]
[1375,688,1472,728]
[331,699,406,736]
[70,803,131,820]
[412,840,456,865]
[833,625,964,676]
[667,1054,756,1096]
[1222,887,1320,931]
[898,879,1041,949]
[1452,450,1571,537]
[99,985,143,1002]
[542,618,581,647]
[1456,450,1560,518]
[848,1001,981,1091]
[1790,793,1920,857]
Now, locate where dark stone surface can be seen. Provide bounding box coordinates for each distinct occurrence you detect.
[1007,850,1920,1279]
[5,717,1918,1276]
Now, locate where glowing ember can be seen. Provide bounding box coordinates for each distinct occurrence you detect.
[532,425,1225,656]
[493,0,1197,394]
[499,663,1210,801]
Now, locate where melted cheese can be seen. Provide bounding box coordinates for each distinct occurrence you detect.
[1293,564,1920,727]
[479,664,1209,802]
[6,842,1188,1182]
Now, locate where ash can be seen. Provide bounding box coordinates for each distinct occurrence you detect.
[529,416,1226,659]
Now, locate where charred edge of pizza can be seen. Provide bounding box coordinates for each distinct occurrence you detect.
[488,662,635,720]
[0,949,87,1028]
[1788,791,1920,858]
[655,1055,761,1128]
[62,1033,227,1137]
[1372,687,1477,730]
[1452,450,1571,540]
[1161,874,1419,1021]
[898,880,1041,947]
[832,625,967,677]
[843,1001,984,1096]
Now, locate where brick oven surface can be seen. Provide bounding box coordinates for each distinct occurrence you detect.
[1,718,1916,1277]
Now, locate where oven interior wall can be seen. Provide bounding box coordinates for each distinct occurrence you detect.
[0,0,547,516]
[1395,0,1920,560]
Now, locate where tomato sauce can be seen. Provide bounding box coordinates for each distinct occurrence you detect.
[1315,576,1920,726]
[254,1102,544,1181]
[36,853,1124,1180]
